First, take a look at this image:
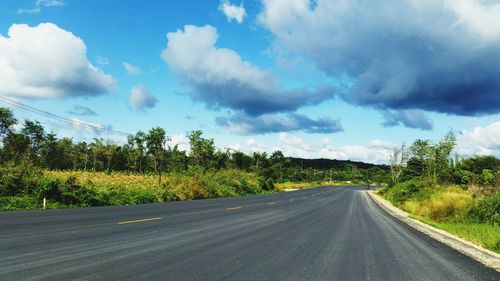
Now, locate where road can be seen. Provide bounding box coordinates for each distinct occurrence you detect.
[0,186,498,281]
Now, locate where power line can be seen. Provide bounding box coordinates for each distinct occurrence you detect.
[0,95,130,137]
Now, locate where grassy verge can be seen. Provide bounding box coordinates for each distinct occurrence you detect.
[379,182,500,253]
[418,217,500,253]
[1,169,268,211]
[275,181,363,191]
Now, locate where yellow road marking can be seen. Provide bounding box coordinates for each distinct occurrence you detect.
[267,202,276,205]
[226,206,242,211]
[118,217,162,225]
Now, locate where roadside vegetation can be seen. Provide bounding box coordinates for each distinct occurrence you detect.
[0,107,389,211]
[378,133,500,253]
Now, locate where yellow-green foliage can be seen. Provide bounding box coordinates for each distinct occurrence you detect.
[384,182,500,253]
[402,187,473,221]
[274,181,349,191]
[275,182,320,191]
[43,169,262,204]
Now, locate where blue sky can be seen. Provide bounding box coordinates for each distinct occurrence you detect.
[0,0,499,163]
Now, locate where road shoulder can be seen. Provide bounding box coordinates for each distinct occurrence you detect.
[367,190,500,272]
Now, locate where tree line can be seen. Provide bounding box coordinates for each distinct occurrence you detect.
[0,107,390,187]
[389,131,499,188]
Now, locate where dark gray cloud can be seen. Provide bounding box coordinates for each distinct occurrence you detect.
[188,83,333,116]
[382,110,433,130]
[162,25,334,116]
[260,0,500,116]
[216,112,343,134]
[68,105,97,116]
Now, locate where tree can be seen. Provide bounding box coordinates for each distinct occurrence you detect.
[21,120,46,163]
[188,130,216,170]
[145,127,167,184]
[429,131,456,184]
[407,139,431,177]
[389,143,408,186]
[0,107,16,143]
[104,141,118,173]
[128,131,146,173]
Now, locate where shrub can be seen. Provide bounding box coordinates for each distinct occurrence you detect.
[481,169,494,186]
[384,179,425,204]
[0,159,41,196]
[467,193,500,225]
[0,196,38,211]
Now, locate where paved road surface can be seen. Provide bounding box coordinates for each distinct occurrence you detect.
[1,186,498,280]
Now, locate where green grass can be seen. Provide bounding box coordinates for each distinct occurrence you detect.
[419,217,500,254]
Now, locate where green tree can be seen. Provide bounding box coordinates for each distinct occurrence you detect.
[145,127,167,184]
[0,107,16,142]
[21,120,46,163]
[188,130,216,170]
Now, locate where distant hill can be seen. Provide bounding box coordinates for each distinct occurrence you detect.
[288,157,388,170]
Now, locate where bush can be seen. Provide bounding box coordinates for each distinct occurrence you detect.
[0,196,38,211]
[384,179,426,204]
[467,193,500,225]
[481,169,494,186]
[0,159,41,196]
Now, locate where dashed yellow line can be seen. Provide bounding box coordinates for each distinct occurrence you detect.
[118,217,162,225]
[226,206,242,211]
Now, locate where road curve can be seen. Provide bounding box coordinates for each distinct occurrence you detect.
[0,186,498,281]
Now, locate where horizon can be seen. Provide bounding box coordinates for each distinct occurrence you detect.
[0,0,499,165]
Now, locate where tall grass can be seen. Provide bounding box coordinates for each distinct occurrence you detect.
[380,181,500,253]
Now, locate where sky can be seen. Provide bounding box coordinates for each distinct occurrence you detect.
[0,0,499,164]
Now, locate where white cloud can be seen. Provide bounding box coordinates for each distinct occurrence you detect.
[0,23,116,99]
[166,134,190,152]
[219,1,247,24]
[277,133,396,164]
[37,0,64,7]
[161,25,333,116]
[456,122,500,157]
[17,0,64,14]
[128,85,158,110]
[245,138,266,153]
[123,62,141,75]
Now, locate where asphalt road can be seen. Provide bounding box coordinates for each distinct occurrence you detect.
[1,186,498,281]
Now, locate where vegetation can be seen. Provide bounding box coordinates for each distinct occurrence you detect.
[0,107,389,210]
[380,133,500,253]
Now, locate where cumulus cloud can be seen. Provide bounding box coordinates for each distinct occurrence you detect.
[278,133,396,164]
[382,110,433,130]
[128,85,158,110]
[455,122,500,157]
[219,1,247,23]
[161,25,334,116]
[68,105,97,116]
[0,23,116,99]
[216,112,343,134]
[166,134,190,151]
[123,62,141,75]
[259,0,500,116]
[18,0,64,14]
